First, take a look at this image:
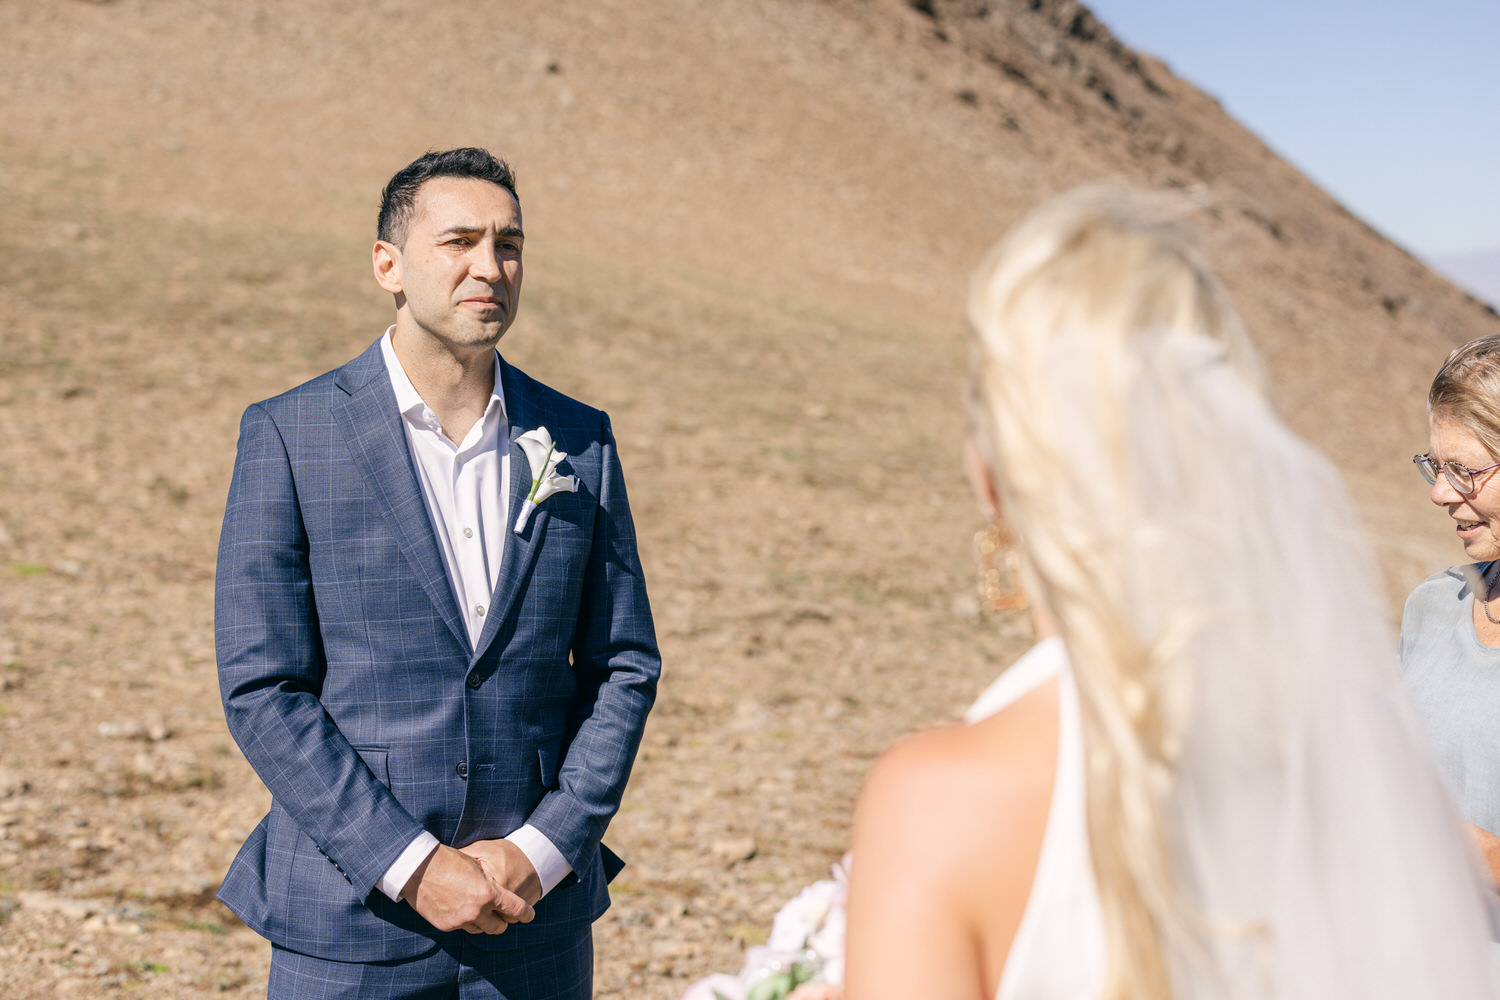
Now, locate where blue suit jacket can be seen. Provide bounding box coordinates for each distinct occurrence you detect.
[214,338,660,961]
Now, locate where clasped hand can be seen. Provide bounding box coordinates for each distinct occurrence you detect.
[402,840,542,935]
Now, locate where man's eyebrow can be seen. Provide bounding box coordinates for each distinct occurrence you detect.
[436,223,525,239]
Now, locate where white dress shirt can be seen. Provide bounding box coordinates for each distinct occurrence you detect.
[374,328,572,902]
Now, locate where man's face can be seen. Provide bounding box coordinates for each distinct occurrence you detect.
[373,176,524,355]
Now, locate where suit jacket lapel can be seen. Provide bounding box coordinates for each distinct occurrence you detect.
[471,359,550,662]
[331,340,469,651]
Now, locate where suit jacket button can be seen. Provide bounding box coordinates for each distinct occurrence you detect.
[466,672,482,689]
[455,760,468,779]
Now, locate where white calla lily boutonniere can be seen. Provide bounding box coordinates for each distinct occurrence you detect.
[513,427,579,534]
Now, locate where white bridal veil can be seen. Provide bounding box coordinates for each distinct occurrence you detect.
[1050,330,1499,998]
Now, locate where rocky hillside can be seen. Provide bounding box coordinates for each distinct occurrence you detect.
[2,1,1496,997]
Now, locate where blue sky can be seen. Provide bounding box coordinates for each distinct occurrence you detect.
[1081,0,1498,265]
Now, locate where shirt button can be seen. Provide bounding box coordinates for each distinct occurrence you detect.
[463,527,473,539]
[455,761,468,779]
[474,604,486,617]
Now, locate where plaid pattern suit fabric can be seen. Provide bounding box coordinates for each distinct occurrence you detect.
[214,338,660,969]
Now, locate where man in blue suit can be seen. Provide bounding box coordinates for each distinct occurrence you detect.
[214,147,661,999]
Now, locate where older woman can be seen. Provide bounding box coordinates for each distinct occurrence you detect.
[1402,333,1500,891]
[842,191,1498,1000]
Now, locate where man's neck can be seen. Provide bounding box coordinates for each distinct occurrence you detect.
[390,324,497,444]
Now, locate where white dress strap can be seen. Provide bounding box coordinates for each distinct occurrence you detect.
[967,638,1107,1000]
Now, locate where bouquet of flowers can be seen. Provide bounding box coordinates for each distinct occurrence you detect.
[682,857,849,1000]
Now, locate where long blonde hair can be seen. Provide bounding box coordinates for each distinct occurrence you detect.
[965,188,1262,998]
[967,186,1500,1000]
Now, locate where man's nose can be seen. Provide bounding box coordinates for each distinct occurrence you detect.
[469,243,502,281]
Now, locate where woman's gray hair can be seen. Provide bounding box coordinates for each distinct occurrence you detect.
[1428,333,1500,459]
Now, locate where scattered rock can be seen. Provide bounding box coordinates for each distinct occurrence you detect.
[81,912,141,935]
[16,891,98,920]
[0,768,28,796]
[51,559,85,577]
[98,720,149,740]
[652,937,695,961]
[711,838,758,865]
[97,720,172,741]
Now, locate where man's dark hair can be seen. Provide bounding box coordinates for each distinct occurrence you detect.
[377,147,518,247]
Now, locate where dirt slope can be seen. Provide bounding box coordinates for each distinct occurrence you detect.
[2,1,1496,996]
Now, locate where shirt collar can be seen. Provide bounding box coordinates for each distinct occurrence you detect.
[379,326,506,424]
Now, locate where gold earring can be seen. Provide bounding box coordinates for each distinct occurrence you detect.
[975,519,1028,614]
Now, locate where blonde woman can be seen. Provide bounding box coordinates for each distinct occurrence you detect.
[844,190,1498,999]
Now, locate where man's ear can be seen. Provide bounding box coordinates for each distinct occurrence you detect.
[372,240,403,293]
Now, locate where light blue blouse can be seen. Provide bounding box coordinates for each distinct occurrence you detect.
[1400,562,1500,836]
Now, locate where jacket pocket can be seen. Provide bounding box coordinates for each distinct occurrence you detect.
[538,740,562,789]
[352,745,391,788]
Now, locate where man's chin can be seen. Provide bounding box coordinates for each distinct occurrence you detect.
[449,322,510,350]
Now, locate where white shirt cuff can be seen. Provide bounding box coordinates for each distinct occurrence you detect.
[506,824,573,896]
[378,831,441,901]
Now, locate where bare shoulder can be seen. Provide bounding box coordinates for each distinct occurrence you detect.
[845,676,1060,999]
[854,676,1059,861]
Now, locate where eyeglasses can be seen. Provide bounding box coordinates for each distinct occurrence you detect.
[1413,453,1500,495]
